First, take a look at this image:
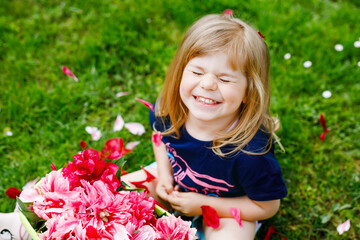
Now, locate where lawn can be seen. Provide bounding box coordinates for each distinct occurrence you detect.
[0,0,359,239]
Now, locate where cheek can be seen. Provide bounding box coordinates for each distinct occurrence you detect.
[223,86,245,106]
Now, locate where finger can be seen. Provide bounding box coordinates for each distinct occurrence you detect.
[157,187,169,201]
[174,185,180,191]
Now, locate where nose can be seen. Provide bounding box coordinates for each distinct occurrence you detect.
[199,74,217,90]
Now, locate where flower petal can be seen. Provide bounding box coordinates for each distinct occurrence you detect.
[303,61,312,68]
[114,114,125,132]
[284,53,291,60]
[334,44,344,51]
[201,205,219,229]
[125,141,140,150]
[230,208,242,227]
[116,92,130,98]
[5,187,21,199]
[91,129,101,141]
[85,126,102,141]
[337,219,351,235]
[135,98,154,112]
[62,66,78,82]
[152,132,162,146]
[322,90,332,98]
[51,163,57,171]
[222,9,233,17]
[125,123,146,136]
[79,140,87,149]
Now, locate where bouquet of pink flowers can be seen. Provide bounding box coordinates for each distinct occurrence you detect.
[18,138,197,240]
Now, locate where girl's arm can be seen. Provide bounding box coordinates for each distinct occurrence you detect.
[167,191,280,221]
[152,135,174,201]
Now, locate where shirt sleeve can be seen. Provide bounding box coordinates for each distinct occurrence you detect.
[148,103,168,132]
[236,148,288,201]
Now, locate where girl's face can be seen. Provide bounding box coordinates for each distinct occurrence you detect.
[179,52,247,129]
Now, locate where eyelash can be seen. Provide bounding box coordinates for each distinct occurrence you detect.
[219,79,230,83]
[192,71,203,76]
[192,71,231,83]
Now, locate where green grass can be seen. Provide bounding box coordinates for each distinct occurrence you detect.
[1,0,359,239]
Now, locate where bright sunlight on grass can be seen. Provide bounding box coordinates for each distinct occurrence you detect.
[0,0,359,239]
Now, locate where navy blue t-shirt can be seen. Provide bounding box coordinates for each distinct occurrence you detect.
[149,110,287,201]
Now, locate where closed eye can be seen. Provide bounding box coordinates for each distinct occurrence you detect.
[219,78,231,83]
[192,71,203,76]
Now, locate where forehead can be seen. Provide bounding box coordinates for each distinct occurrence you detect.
[187,51,245,73]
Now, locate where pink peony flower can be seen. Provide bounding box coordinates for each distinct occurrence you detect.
[132,225,157,240]
[33,171,81,220]
[156,215,197,240]
[101,138,131,160]
[62,149,120,192]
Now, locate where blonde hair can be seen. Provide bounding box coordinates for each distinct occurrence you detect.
[155,13,278,156]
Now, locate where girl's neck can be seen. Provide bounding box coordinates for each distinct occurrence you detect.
[185,114,237,141]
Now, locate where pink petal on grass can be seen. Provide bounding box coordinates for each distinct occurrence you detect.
[337,220,350,235]
[116,92,130,98]
[152,132,162,146]
[201,205,220,229]
[135,98,154,112]
[51,163,57,171]
[125,123,145,135]
[222,9,233,17]
[230,208,242,227]
[62,66,78,82]
[113,114,125,132]
[125,141,140,150]
[85,126,102,141]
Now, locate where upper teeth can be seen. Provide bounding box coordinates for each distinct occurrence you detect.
[198,97,216,104]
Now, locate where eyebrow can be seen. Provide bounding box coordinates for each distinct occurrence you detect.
[187,64,205,71]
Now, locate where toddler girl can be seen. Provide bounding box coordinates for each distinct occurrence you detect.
[123,12,287,240]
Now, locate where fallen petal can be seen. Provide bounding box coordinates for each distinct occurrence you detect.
[322,90,332,98]
[264,225,288,240]
[116,92,130,98]
[201,205,220,229]
[337,220,351,235]
[222,9,233,17]
[334,44,344,51]
[303,61,312,68]
[125,141,140,150]
[5,187,21,200]
[125,122,146,135]
[135,98,154,112]
[51,163,57,171]
[284,53,291,60]
[152,132,162,146]
[357,61,360,67]
[85,126,96,134]
[320,114,327,131]
[91,129,102,141]
[79,140,87,149]
[141,166,156,182]
[257,31,266,39]
[62,66,78,82]
[354,41,360,48]
[114,114,125,132]
[5,130,13,136]
[230,208,242,227]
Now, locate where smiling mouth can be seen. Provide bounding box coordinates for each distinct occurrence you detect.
[194,96,220,105]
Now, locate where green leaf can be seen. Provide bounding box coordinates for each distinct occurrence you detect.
[114,159,127,181]
[16,197,45,230]
[320,213,332,224]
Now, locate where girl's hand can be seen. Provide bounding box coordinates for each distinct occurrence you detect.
[167,189,205,216]
[156,174,174,201]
